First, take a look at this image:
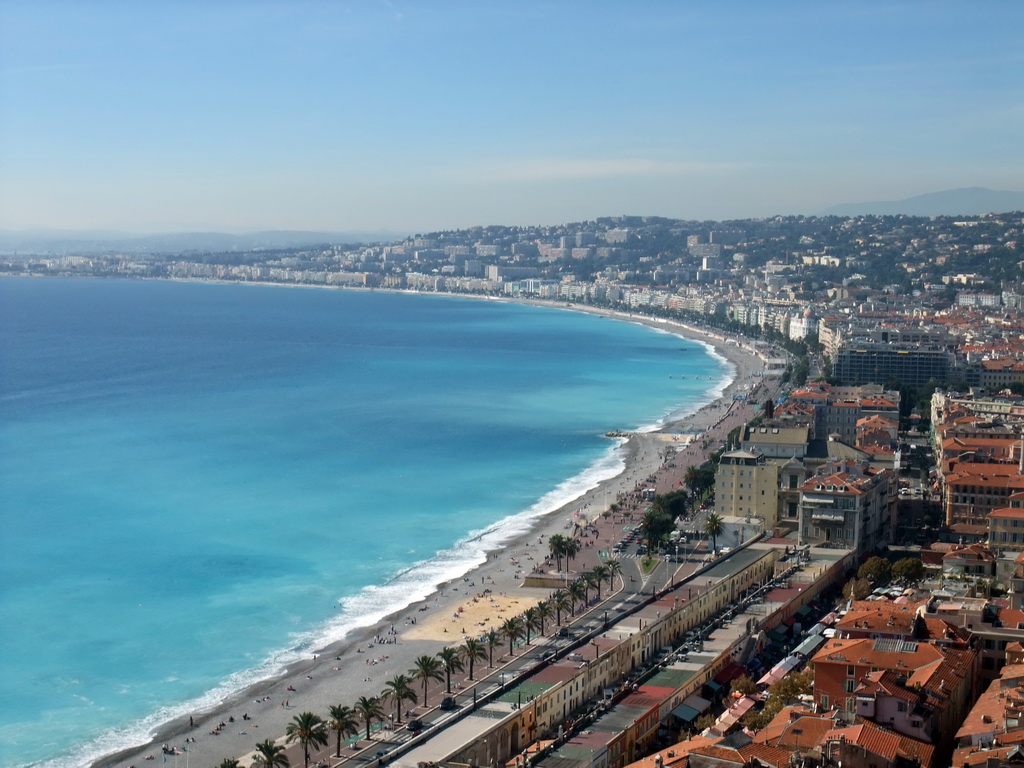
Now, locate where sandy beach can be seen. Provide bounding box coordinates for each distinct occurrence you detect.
[95,306,775,768]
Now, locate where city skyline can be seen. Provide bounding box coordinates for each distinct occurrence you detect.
[1,0,1022,234]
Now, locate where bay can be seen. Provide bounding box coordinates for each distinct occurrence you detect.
[0,278,727,767]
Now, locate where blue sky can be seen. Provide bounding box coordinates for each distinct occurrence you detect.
[1,1,1021,233]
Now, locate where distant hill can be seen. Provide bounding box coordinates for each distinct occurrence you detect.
[819,187,1024,217]
[0,228,408,255]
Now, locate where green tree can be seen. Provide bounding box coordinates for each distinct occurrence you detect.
[218,760,242,768]
[567,579,588,613]
[410,654,444,706]
[548,534,568,570]
[892,557,925,585]
[327,704,359,756]
[380,674,417,724]
[285,711,329,768]
[501,616,524,657]
[858,555,892,585]
[437,646,464,693]
[534,600,553,637]
[704,512,724,554]
[604,560,622,593]
[640,505,674,553]
[523,607,540,645]
[484,628,502,668]
[354,695,384,741]
[552,590,573,626]
[252,739,290,768]
[460,637,487,680]
[591,565,610,600]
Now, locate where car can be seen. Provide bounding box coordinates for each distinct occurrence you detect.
[558,626,572,637]
[439,696,457,710]
[407,719,425,732]
[375,749,389,758]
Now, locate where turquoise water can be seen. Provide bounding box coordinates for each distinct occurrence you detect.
[0,279,728,767]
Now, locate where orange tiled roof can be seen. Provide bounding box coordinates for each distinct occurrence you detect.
[824,721,934,765]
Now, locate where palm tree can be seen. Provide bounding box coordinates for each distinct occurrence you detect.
[591,565,610,600]
[548,534,567,570]
[567,579,588,613]
[604,559,622,593]
[484,628,502,667]
[381,674,417,724]
[501,615,524,657]
[534,600,553,636]
[253,739,290,768]
[551,590,572,626]
[410,654,444,706]
[705,511,723,554]
[437,646,464,694]
[684,465,702,497]
[218,760,241,768]
[582,572,600,604]
[354,695,384,741]
[327,704,359,757]
[461,637,487,680]
[523,607,540,646]
[285,711,329,768]
[563,537,581,569]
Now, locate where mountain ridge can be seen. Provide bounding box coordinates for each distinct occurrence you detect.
[819,186,1024,217]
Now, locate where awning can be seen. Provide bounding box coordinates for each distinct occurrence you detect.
[704,680,723,694]
[792,634,827,658]
[714,661,746,685]
[796,605,813,618]
[683,694,712,713]
[671,703,700,722]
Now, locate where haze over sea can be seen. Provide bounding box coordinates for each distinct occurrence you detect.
[0,278,728,768]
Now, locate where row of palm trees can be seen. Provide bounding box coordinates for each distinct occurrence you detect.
[237,559,625,768]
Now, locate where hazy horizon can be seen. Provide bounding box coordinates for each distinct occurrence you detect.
[1,1,1022,233]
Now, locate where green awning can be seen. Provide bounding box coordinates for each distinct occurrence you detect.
[796,605,812,618]
[671,703,700,722]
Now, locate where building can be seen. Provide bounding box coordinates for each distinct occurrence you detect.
[834,342,954,389]
[796,459,894,553]
[715,450,780,529]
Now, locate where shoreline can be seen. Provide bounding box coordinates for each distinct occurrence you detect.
[80,289,771,768]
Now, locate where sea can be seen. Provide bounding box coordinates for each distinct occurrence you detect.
[0,278,730,768]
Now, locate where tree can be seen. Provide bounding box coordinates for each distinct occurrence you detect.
[409,655,444,707]
[354,695,384,741]
[484,628,502,668]
[858,555,892,585]
[730,675,757,697]
[534,600,553,637]
[501,616,524,657]
[892,557,925,585]
[219,760,242,768]
[552,590,573,626]
[604,559,622,593]
[591,565,610,600]
[461,637,487,680]
[523,607,540,645]
[563,537,581,568]
[327,704,359,756]
[381,674,417,724]
[704,512,723,554]
[285,711,329,768]
[437,646,464,693]
[582,572,600,605]
[694,713,716,731]
[640,505,673,553]
[567,579,588,613]
[253,739,290,768]
[548,534,568,570]
[843,576,872,601]
[684,465,703,497]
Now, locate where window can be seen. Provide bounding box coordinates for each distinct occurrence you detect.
[847,665,855,677]
[844,679,856,693]
[821,695,830,709]
[897,701,908,712]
